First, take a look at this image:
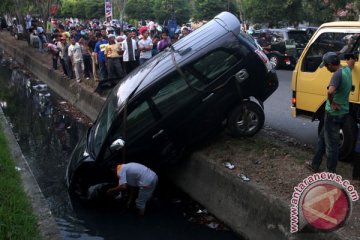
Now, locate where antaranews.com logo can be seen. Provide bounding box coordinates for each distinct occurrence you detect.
[290,172,359,233]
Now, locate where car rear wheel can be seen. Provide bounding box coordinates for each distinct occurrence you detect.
[227,101,265,137]
[318,115,357,161]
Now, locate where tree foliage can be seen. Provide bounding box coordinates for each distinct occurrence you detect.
[192,0,238,22]
[1,0,360,29]
[243,0,360,27]
[58,0,103,19]
[125,0,155,20]
[152,0,191,24]
[243,0,301,27]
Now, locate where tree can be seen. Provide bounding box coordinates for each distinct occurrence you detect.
[242,0,296,27]
[192,0,238,22]
[153,0,191,24]
[125,0,155,21]
[58,0,103,19]
[242,0,360,27]
[112,0,128,20]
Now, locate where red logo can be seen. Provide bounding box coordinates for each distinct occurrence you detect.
[301,182,350,231]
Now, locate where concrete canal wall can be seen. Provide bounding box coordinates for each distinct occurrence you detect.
[0,36,341,240]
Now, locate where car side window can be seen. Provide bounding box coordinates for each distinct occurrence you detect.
[110,100,156,146]
[151,71,201,115]
[302,31,360,72]
[191,49,239,84]
[126,100,156,139]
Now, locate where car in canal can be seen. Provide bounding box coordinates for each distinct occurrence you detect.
[66,12,279,200]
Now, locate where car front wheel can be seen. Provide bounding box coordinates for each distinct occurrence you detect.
[227,101,265,137]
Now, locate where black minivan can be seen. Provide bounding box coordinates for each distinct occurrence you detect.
[66,12,278,199]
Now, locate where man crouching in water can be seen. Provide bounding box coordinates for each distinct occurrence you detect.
[107,162,158,216]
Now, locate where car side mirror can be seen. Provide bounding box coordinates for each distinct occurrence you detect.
[110,139,125,152]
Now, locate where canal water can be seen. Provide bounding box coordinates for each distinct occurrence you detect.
[0,58,241,240]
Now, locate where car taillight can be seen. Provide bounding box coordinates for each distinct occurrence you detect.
[284,57,291,65]
[292,91,296,107]
[255,49,273,72]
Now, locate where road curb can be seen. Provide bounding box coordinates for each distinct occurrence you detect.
[0,32,343,240]
[0,108,61,240]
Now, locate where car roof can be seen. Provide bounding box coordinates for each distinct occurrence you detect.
[111,12,244,109]
[320,21,360,28]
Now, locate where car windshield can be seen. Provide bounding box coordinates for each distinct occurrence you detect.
[91,60,159,157]
[288,31,309,44]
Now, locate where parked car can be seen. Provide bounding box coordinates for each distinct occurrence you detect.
[291,21,360,161]
[253,28,310,69]
[66,12,279,200]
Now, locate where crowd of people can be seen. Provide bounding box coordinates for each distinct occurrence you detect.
[26,18,193,95]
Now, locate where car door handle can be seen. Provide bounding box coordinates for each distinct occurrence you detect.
[152,129,164,139]
[202,93,214,102]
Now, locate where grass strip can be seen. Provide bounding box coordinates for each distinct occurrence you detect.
[0,126,41,240]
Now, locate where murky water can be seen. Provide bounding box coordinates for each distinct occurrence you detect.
[0,58,241,240]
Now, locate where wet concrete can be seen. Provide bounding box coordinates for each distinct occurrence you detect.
[0,59,241,239]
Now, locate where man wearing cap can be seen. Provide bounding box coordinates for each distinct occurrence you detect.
[105,34,124,85]
[138,30,153,65]
[107,162,158,216]
[306,52,354,173]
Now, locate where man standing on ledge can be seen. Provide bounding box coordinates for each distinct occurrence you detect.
[94,33,109,94]
[107,162,158,216]
[306,52,354,173]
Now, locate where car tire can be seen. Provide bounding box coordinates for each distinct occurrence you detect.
[227,101,265,137]
[269,54,279,69]
[318,115,357,161]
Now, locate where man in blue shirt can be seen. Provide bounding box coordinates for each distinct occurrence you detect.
[94,32,109,94]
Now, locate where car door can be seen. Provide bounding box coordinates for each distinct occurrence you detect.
[182,47,245,131]
[151,47,244,151]
[98,95,173,167]
[146,69,208,158]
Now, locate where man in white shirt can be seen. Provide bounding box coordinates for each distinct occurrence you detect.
[121,30,138,74]
[68,37,84,83]
[138,30,153,65]
[107,162,158,215]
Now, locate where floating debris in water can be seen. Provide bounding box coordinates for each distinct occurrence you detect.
[222,161,235,170]
[196,209,208,214]
[207,222,219,229]
[238,173,250,182]
[32,84,48,91]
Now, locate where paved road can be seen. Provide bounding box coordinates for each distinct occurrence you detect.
[264,69,318,147]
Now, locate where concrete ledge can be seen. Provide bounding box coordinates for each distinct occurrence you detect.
[168,153,342,240]
[0,108,61,240]
[0,34,343,240]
